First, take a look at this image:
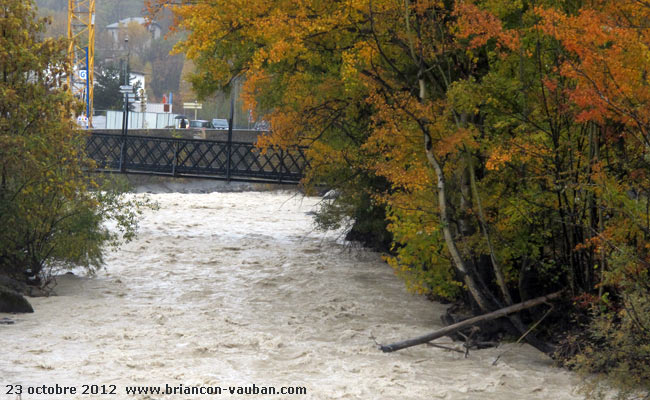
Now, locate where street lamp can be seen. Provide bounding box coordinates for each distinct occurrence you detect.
[120,35,131,136]
[118,35,132,172]
[123,35,130,85]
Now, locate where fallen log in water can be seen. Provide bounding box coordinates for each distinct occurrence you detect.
[379,290,564,353]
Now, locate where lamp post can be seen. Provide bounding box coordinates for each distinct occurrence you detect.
[226,79,236,182]
[121,35,131,136]
[124,35,129,85]
[118,36,132,172]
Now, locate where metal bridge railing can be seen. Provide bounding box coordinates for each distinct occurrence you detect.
[86,133,308,183]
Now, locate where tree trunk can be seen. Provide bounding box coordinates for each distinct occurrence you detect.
[380,290,563,353]
[466,151,513,305]
[424,132,493,312]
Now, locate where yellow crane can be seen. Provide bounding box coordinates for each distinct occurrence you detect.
[67,0,95,127]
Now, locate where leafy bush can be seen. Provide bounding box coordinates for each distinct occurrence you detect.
[0,0,149,288]
[567,249,650,399]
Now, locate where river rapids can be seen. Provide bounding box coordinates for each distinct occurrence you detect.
[0,190,583,399]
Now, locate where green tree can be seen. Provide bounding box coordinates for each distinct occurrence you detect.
[94,63,124,110]
[0,0,144,288]
[94,62,142,111]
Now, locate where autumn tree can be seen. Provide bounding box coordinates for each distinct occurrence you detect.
[531,2,650,394]
[145,0,541,332]
[148,0,649,394]
[146,0,394,247]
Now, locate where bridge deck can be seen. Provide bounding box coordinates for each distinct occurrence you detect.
[86,133,308,184]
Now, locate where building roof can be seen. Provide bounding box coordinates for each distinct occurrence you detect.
[106,17,160,29]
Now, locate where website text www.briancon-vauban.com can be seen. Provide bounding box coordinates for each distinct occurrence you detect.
[125,383,307,396]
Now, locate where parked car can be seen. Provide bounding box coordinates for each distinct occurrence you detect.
[211,118,229,130]
[189,120,214,129]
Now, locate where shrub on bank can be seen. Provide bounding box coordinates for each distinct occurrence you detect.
[567,255,650,398]
[0,0,147,294]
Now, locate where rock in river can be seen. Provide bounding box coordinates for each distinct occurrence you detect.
[0,284,34,313]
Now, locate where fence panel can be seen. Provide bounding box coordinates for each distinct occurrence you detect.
[86,133,308,183]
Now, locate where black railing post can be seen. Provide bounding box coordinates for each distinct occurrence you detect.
[120,91,129,173]
[172,141,179,176]
[226,131,232,181]
[226,111,235,181]
[119,137,126,172]
[278,148,285,183]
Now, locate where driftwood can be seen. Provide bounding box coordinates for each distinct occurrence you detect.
[379,290,564,353]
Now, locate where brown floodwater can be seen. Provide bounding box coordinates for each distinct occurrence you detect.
[0,191,584,400]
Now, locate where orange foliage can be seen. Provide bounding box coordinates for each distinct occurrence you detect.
[536,3,650,135]
[454,1,520,51]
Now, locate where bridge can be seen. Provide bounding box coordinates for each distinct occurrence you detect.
[86,132,308,184]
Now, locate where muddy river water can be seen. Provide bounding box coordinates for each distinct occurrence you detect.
[0,191,584,399]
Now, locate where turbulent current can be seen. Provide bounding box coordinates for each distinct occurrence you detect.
[0,190,583,399]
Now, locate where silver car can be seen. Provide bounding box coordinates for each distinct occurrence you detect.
[190,120,213,129]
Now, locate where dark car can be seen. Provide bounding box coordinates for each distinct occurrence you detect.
[211,118,229,130]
